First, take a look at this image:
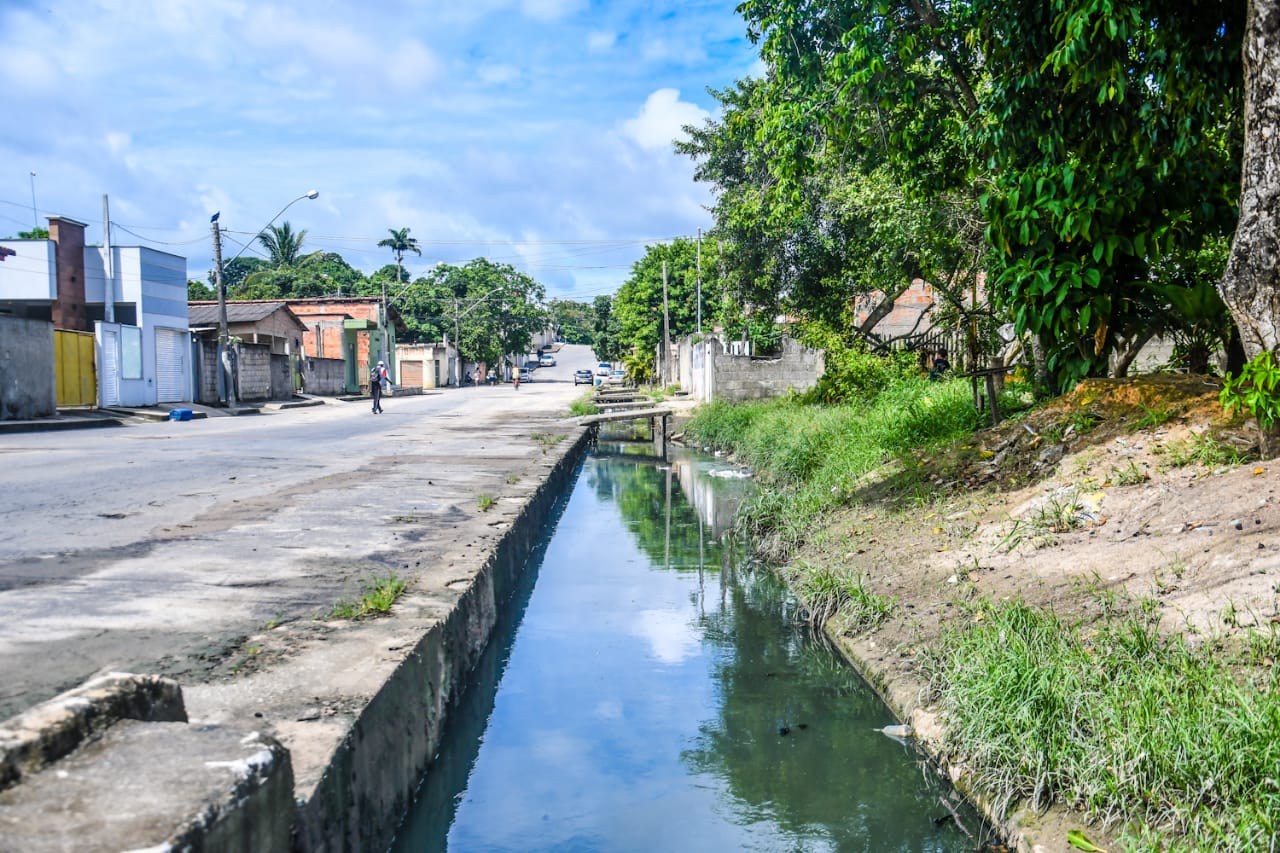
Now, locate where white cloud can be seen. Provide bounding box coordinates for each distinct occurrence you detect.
[520,0,586,21]
[105,132,131,156]
[587,30,616,53]
[477,64,521,85]
[632,609,699,664]
[620,89,710,152]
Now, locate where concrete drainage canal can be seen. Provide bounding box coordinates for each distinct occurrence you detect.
[388,426,999,851]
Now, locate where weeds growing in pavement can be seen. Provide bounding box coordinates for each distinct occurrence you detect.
[328,573,409,620]
[923,600,1280,852]
[569,397,600,417]
[478,494,496,511]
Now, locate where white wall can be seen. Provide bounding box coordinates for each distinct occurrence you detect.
[0,240,56,300]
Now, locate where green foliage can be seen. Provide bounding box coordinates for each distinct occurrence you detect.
[15,227,49,239]
[728,0,1244,392]
[612,238,723,359]
[786,562,895,633]
[1159,432,1243,470]
[798,327,919,404]
[1221,351,1280,430]
[685,378,978,554]
[188,279,214,300]
[377,227,421,288]
[478,494,496,511]
[328,573,408,619]
[928,601,1280,850]
[568,396,600,417]
[256,221,307,267]
[591,295,626,363]
[393,259,548,360]
[549,299,593,344]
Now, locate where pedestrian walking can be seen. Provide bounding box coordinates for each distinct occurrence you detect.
[370,360,387,413]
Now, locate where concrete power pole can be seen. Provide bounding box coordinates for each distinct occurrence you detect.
[102,195,114,324]
[662,259,671,386]
[211,216,236,406]
[696,228,702,335]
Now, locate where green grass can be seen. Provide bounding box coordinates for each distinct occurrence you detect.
[328,573,409,620]
[685,378,979,554]
[1159,432,1243,469]
[569,397,600,416]
[925,601,1280,851]
[786,562,895,634]
[478,494,496,511]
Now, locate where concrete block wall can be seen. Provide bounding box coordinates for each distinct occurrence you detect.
[198,340,220,404]
[237,344,272,402]
[302,357,346,396]
[0,316,56,419]
[679,335,824,403]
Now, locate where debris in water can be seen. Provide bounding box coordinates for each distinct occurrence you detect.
[878,724,913,738]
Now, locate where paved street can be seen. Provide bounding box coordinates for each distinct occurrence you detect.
[0,344,600,720]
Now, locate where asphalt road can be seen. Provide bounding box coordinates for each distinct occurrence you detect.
[0,343,601,719]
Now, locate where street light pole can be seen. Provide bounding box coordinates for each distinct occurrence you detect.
[28,172,38,231]
[211,190,318,408]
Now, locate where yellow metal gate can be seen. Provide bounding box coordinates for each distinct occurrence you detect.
[54,329,97,408]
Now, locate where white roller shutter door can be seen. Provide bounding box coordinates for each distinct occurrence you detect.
[155,328,187,402]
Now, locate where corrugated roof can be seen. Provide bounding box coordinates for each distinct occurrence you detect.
[188,301,289,325]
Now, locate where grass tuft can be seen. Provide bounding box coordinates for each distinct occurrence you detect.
[925,601,1280,851]
[785,562,895,634]
[328,573,409,620]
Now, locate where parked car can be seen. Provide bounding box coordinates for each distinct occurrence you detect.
[574,369,594,385]
[518,367,533,382]
[606,369,626,385]
[596,362,611,376]
[539,354,556,367]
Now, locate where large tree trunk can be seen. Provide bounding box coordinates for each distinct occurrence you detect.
[1221,0,1280,361]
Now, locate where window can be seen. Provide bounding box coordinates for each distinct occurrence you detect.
[121,325,142,379]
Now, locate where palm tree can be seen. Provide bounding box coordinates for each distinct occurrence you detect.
[257,222,307,267]
[377,227,422,286]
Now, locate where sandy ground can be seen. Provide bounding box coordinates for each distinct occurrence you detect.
[770,375,1279,852]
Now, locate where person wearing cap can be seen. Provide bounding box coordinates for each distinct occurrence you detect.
[370,360,388,414]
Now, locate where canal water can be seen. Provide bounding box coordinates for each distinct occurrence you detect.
[390,432,987,852]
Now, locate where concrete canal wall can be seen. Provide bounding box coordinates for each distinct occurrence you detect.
[0,426,592,852]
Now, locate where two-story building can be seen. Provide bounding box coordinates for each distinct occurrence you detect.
[0,216,191,416]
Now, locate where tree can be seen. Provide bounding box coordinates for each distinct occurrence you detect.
[377,227,421,288]
[592,295,626,363]
[549,299,594,344]
[188,279,214,300]
[1221,0,1280,363]
[14,227,49,239]
[733,0,1244,391]
[393,259,547,367]
[256,221,308,267]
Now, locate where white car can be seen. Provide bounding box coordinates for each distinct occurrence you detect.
[596,362,611,376]
[606,369,626,385]
[539,354,556,367]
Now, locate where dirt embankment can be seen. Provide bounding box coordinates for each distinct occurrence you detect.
[771,375,1278,852]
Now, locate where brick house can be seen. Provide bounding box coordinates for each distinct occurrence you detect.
[285,298,403,394]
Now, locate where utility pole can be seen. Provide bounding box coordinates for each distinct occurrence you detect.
[696,228,702,335]
[211,215,235,406]
[662,259,671,386]
[454,298,462,386]
[102,195,115,323]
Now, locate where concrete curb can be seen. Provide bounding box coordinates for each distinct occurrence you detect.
[0,672,186,791]
[293,428,591,851]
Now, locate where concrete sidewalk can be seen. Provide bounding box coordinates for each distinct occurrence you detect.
[0,344,605,852]
[0,397,335,433]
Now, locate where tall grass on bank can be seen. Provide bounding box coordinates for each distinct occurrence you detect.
[926,601,1280,852]
[685,378,978,554]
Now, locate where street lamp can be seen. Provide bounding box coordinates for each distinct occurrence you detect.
[211,190,318,406]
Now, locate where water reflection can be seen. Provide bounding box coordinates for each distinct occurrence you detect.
[389,433,986,852]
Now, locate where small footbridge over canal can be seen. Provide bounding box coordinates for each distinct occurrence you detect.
[575,388,676,456]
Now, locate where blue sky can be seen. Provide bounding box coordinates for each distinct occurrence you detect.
[0,0,761,300]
